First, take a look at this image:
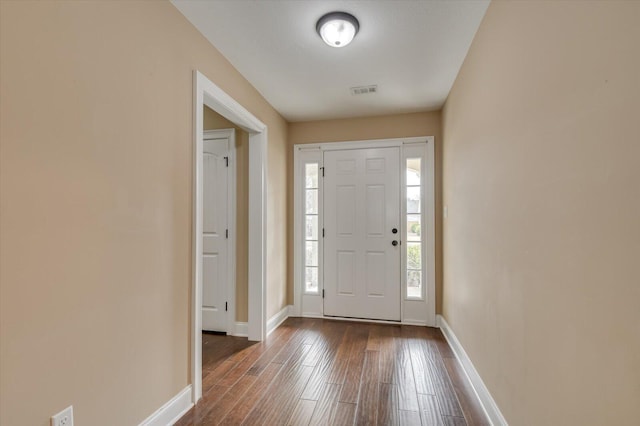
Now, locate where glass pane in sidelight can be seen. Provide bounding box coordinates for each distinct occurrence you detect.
[407,270,422,298]
[305,189,318,214]
[305,241,318,267]
[407,186,421,214]
[406,158,421,186]
[305,267,318,293]
[305,215,318,240]
[407,242,422,269]
[407,215,421,242]
[305,163,318,188]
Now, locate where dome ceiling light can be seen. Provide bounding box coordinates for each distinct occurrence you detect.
[316,12,360,48]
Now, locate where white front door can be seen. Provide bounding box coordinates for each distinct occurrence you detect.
[323,147,401,321]
[202,137,229,332]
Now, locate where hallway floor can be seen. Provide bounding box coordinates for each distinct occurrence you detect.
[175,318,489,425]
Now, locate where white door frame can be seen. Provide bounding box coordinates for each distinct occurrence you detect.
[292,137,436,327]
[203,128,236,335]
[192,70,267,403]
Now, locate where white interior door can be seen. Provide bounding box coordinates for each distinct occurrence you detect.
[202,137,229,332]
[323,147,401,321]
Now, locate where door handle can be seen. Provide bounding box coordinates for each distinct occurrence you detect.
[392,228,398,234]
[392,240,399,246]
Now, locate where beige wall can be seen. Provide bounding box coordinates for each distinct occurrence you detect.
[0,1,287,425]
[287,111,444,312]
[267,109,289,319]
[203,107,249,322]
[442,1,640,424]
[288,111,441,145]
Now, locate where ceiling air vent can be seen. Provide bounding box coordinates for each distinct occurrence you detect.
[350,85,378,96]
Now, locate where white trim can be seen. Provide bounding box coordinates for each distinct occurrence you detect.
[201,77,266,134]
[322,316,399,326]
[401,319,428,326]
[139,385,193,426]
[425,139,436,325]
[231,322,248,337]
[293,147,300,313]
[299,314,427,326]
[192,70,268,404]
[297,136,426,151]
[267,305,290,336]
[292,137,436,327]
[437,315,508,426]
[248,127,267,343]
[203,129,237,336]
[299,313,323,319]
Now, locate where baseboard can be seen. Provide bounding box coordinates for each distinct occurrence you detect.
[289,303,301,317]
[300,313,427,327]
[231,322,248,337]
[300,313,323,318]
[401,319,428,326]
[139,385,193,426]
[267,305,290,336]
[437,315,508,426]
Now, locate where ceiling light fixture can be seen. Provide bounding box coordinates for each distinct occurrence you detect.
[316,12,359,48]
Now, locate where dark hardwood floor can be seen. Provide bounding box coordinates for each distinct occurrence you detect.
[175,318,489,426]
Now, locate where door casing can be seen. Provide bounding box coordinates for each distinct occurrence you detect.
[292,137,436,327]
[192,70,267,404]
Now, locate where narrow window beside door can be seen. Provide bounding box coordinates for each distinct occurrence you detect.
[406,158,423,299]
[304,163,320,294]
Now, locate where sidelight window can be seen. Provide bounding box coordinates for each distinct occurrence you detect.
[406,158,423,299]
[304,163,320,293]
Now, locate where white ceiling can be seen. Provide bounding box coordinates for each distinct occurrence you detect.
[171,0,490,122]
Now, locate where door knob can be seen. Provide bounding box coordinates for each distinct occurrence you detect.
[392,228,398,234]
[392,240,399,246]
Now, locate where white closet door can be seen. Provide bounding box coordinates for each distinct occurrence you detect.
[202,138,228,331]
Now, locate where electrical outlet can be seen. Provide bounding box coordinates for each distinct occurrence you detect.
[51,405,74,426]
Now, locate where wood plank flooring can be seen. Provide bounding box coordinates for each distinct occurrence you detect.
[175,318,489,426]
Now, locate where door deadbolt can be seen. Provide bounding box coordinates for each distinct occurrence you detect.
[392,228,398,234]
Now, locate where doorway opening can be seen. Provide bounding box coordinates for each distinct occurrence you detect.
[192,70,267,403]
[292,137,436,327]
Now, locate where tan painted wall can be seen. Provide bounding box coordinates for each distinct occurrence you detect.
[267,109,289,319]
[0,1,287,425]
[287,111,443,312]
[203,107,249,322]
[442,1,640,424]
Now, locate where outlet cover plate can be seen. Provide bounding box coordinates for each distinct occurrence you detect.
[51,405,74,426]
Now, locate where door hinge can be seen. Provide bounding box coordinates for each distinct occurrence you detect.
[320,166,325,177]
[225,302,228,311]
[225,229,229,239]
[322,228,325,238]
[224,156,229,167]
[322,289,325,299]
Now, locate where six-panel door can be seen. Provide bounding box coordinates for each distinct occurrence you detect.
[323,147,401,321]
[202,138,229,332]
